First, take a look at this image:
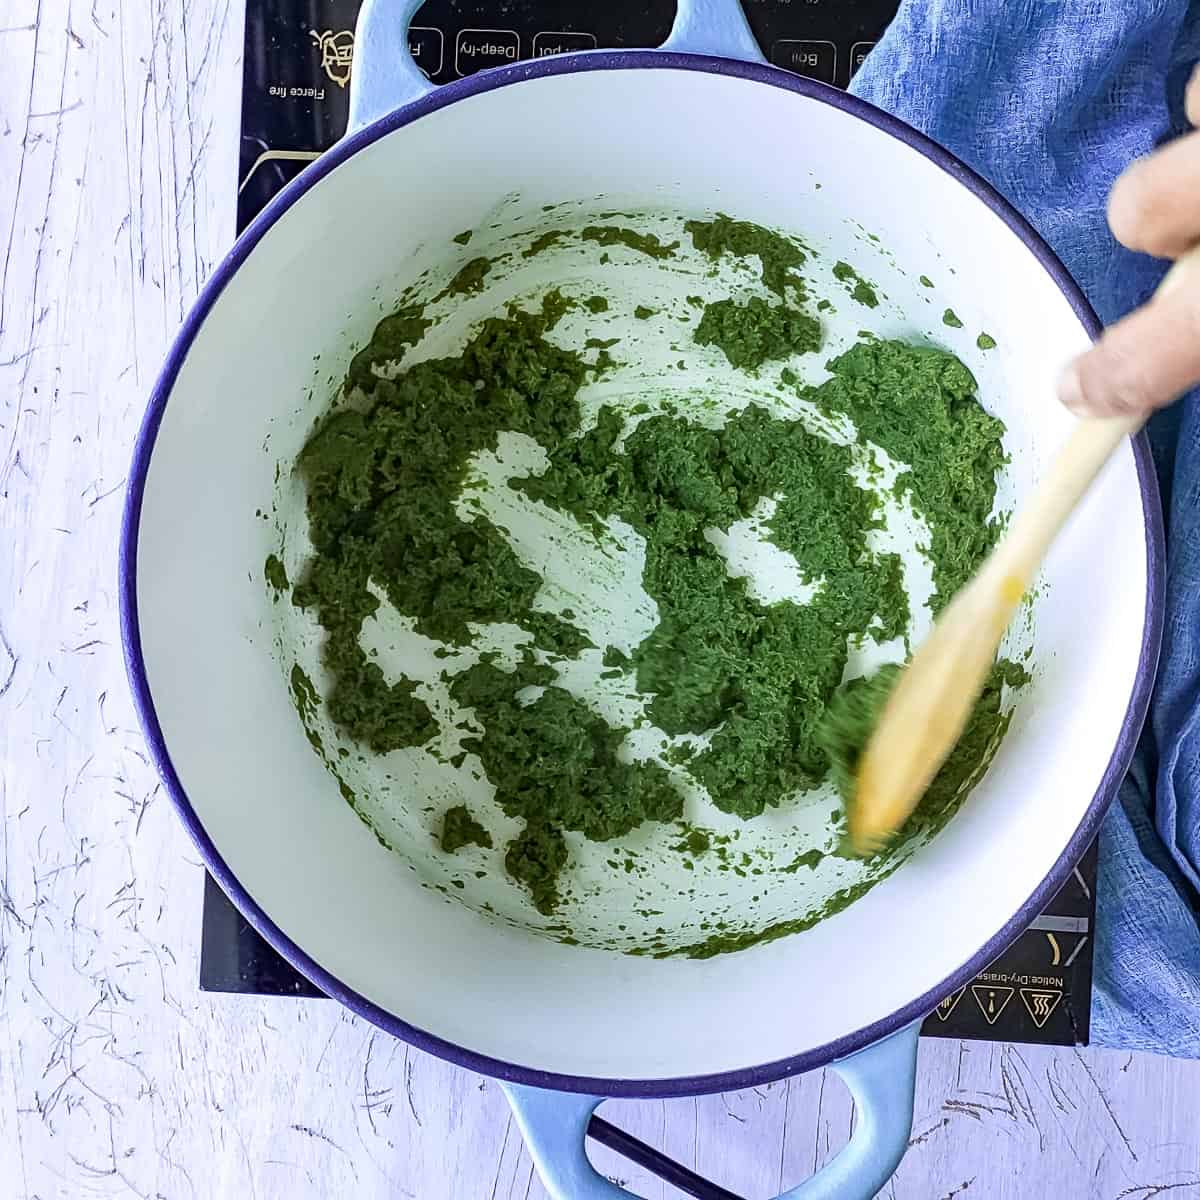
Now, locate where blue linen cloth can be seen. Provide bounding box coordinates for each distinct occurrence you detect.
[852,0,1200,1055]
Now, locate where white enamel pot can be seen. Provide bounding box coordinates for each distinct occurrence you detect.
[121,1,1163,1195]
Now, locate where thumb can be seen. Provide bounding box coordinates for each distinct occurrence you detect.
[1058,286,1200,419]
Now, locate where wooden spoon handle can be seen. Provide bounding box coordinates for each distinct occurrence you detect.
[989,414,1140,591]
[995,242,1200,588]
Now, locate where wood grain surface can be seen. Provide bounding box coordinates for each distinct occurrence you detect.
[3,3,1200,1196]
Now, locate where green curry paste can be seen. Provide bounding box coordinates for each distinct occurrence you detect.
[439,804,493,853]
[287,217,1019,939]
[693,296,821,369]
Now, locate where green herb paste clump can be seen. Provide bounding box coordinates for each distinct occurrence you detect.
[685,214,807,296]
[693,296,821,370]
[832,261,879,308]
[292,292,594,767]
[581,225,678,259]
[440,805,493,853]
[810,338,1007,607]
[450,660,681,845]
[289,222,1017,931]
[517,396,920,821]
[265,553,289,593]
[440,256,491,298]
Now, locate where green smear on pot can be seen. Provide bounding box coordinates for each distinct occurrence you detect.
[685,213,807,296]
[809,338,1006,609]
[523,230,569,258]
[439,256,492,299]
[506,822,569,915]
[581,225,678,259]
[451,659,680,846]
[832,261,880,308]
[673,827,712,857]
[783,848,825,873]
[440,804,493,853]
[693,296,821,370]
[519,401,913,822]
[346,305,432,393]
[675,871,897,958]
[287,217,1019,943]
[265,553,289,594]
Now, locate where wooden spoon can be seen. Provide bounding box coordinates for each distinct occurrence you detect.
[848,252,1197,855]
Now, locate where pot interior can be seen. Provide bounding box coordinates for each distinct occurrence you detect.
[132,64,1150,1084]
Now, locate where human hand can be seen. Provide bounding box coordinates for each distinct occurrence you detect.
[1058,67,1200,419]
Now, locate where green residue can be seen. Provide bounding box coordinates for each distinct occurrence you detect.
[810,338,1006,608]
[451,659,681,864]
[519,396,917,821]
[693,296,820,370]
[346,305,431,392]
[832,261,879,308]
[523,229,568,257]
[440,256,491,298]
[943,308,964,329]
[783,848,825,873]
[919,275,934,288]
[634,305,657,320]
[440,804,493,853]
[452,230,472,245]
[580,225,678,259]
[265,553,289,593]
[977,332,997,351]
[289,224,1017,945]
[506,823,568,915]
[584,295,609,314]
[292,291,591,769]
[676,871,898,958]
[685,214,807,296]
[290,663,321,724]
[673,827,712,857]
[870,554,909,644]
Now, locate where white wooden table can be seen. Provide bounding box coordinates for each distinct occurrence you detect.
[3,3,1200,1196]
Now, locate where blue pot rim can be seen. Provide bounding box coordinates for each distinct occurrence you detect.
[120,49,1164,1100]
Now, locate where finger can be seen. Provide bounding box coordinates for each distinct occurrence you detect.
[1187,62,1200,127]
[1108,131,1200,259]
[1058,288,1200,418]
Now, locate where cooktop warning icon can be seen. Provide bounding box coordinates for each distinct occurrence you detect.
[934,986,967,1021]
[311,29,354,88]
[1020,987,1063,1029]
[970,984,1014,1024]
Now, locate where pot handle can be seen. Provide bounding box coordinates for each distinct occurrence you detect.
[502,1022,919,1200]
[347,0,436,133]
[661,0,767,63]
[347,0,766,134]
